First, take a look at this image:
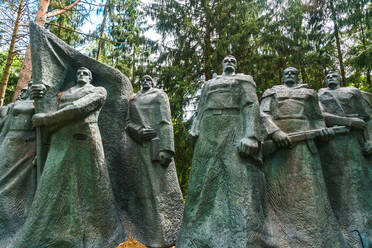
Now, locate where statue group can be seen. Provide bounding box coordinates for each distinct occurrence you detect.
[177,61,371,248]
[0,23,370,248]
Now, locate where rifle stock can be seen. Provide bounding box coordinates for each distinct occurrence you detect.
[263,126,349,156]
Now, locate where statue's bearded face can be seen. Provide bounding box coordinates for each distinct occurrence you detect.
[141,76,153,90]
[77,68,92,85]
[18,87,29,100]
[222,56,237,74]
[325,72,341,89]
[283,67,298,87]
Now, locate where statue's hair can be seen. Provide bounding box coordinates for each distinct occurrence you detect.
[284,67,299,75]
[77,67,92,81]
[222,55,236,63]
[325,71,341,80]
[141,75,154,86]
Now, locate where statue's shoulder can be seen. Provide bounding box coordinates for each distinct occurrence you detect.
[297,84,317,95]
[318,87,328,93]
[95,85,107,95]
[149,88,167,97]
[86,84,107,98]
[343,86,360,94]
[262,85,284,98]
[318,87,329,96]
[298,83,309,88]
[235,73,256,87]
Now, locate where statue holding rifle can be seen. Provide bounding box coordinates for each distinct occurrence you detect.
[318,71,372,247]
[260,67,348,247]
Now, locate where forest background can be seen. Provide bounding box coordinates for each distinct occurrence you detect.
[0,0,370,196]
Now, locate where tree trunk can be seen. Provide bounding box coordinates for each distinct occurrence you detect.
[329,0,346,86]
[12,0,80,101]
[96,1,109,61]
[0,0,24,106]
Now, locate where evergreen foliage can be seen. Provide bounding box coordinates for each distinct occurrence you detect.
[0,0,370,194]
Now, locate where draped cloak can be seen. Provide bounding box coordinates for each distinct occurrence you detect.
[122,88,184,248]
[177,74,265,248]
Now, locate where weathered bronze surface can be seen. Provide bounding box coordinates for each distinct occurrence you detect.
[318,72,372,247]
[260,67,348,247]
[122,75,184,248]
[0,22,370,248]
[11,67,125,247]
[0,86,36,246]
[177,56,265,247]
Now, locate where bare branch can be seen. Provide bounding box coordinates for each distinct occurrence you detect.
[46,0,81,18]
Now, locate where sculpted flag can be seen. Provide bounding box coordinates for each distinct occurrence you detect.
[24,22,133,246]
[30,22,133,209]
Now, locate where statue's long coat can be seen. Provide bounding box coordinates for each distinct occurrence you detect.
[122,87,184,248]
[260,84,347,248]
[12,85,125,248]
[177,74,265,248]
[318,86,372,247]
[0,100,36,246]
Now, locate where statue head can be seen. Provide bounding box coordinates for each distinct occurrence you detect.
[325,71,341,90]
[222,55,237,76]
[77,67,92,85]
[17,80,32,101]
[283,67,299,88]
[141,75,153,91]
[18,87,30,101]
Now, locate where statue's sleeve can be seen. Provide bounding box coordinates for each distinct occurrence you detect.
[356,89,372,121]
[319,103,350,127]
[45,87,107,126]
[190,83,208,138]
[308,92,326,129]
[260,89,280,137]
[318,91,353,127]
[126,97,146,144]
[158,91,175,154]
[240,79,261,141]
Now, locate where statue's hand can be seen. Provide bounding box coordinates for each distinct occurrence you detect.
[30,84,47,99]
[139,128,157,141]
[272,130,292,148]
[159,151,173,167]
[363,141,372,155]
[32,113,48,127]
[350,118,367,130]
[238,137,259,158]
[318,128,335,142]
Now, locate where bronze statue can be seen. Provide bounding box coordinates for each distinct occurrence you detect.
[318,72,372,247]
[260,67,347,247]
[121,75,184,247]
[0,85,36,246]
[12,67,125,248]
[177,55,265,247]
